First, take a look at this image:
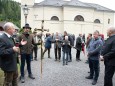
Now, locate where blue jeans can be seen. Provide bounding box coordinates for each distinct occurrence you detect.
[63,52,69,65]
[20,54,32,77]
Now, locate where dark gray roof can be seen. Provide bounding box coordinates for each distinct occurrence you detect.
[64,0,92,8]
[86,3,115,12]
[34,0,65,6]
[34,0,114,12]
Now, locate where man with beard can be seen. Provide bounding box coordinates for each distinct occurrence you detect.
[19,23,35,83]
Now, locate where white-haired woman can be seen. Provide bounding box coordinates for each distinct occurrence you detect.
[62,36,70,65]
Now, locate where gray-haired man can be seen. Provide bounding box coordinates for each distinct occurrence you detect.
[0,22,26,86]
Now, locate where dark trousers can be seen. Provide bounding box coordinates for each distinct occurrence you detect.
[43,48,51,58]
[33,46,38,59]
[3,70,18,86]
[76,49,80,60]
[55,47,61,60]
[104,63,115,86]
[89,58,99,81]
[20,54,32,77]
[69,48,72,61]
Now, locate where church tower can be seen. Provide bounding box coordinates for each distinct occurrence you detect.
[21,0,35,6]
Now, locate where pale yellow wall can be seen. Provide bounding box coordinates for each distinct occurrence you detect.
[21,0,114,38]
[103,12,114,38]
[63,6,94,22]
[46,21,63,33]
[32,6,63,33]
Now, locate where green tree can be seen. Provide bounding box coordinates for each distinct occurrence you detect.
[0,0,21,28]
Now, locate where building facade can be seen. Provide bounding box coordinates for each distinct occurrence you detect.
[21,0,114,37]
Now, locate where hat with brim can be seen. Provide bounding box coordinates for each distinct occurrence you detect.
[23,23,31,29]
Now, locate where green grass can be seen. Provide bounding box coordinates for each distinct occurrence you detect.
[0,69,4,86]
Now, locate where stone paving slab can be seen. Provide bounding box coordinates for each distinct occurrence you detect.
[18,48,115,86]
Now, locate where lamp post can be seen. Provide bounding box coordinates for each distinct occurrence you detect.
[23,4,29,24]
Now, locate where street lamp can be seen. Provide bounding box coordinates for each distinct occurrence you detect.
[23,4,29,24]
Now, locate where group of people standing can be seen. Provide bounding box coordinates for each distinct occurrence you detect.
[0,22,115,86]
[85,28,115,86]
[42,31,74,65]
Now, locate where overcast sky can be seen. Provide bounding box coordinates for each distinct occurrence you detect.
[14,0,115,25]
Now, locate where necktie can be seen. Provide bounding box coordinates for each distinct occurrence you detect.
[9,37,15,45]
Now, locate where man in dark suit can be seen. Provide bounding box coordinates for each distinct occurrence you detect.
[0,22,26,86]
[100,27,115,86]
[75,34,82,61]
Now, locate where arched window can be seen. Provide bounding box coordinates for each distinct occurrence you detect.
[74,15,84,21]
[94,19,100,23]
[51,16,59,21]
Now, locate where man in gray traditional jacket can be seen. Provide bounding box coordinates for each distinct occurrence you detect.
[53,32,62,61]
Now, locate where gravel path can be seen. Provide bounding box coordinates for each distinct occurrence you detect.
[18,47,115,86]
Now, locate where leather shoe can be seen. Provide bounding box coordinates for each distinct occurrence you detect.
[68,60,72,62]
[76,59,79,61]
[85,76,93,79]
[55,59,57,61]
[28,74,35,79]
[88,71,90,73]
[92,80,97,85]
[34,58,37,61]
[78,59,81,61]
[20,76,25,83]
[48,56,51,59]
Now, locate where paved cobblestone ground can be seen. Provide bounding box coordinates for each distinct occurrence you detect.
[18,46,115,86]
